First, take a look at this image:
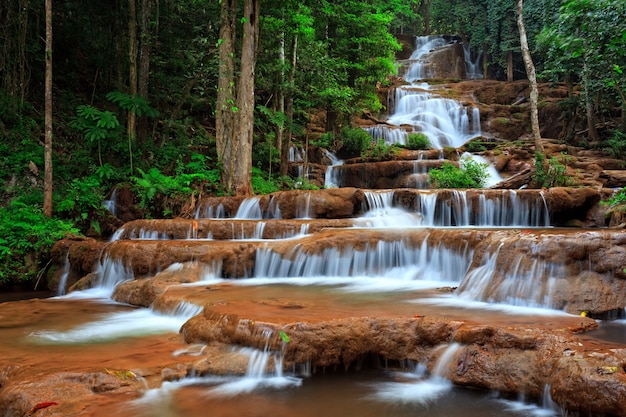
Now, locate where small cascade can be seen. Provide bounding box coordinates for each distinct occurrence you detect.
[415,190,550,227]
[253,239,472,289]
[207,329,302,396]
[373,343,463,404]
[295,193,313,219]
[365,125,408,146]
[30,299,203,344]
[463,43,483,80]
[363,190,395,212]
[369,35,481,150]
[455,244,565,309]
[57,251,71,296]
[357,190,424,227]
[288,145,304,162]
[102,188,118,217]
[235,197,263,219]
[95,254,135,292]
[471,107,481,134]
[402,36,449,81]
[324,150,344,189]
[195,203,226,219]
[409,152,432,189]
[461,152,502,187]
[385,90,478,149]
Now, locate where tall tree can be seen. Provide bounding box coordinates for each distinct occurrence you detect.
[44,0,53,217]
[137,0,154,142]
[516,0,543,154]
[127,0,138,173]
[215,0,260,195]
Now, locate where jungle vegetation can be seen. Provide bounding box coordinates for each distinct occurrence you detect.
[0,0,625,287]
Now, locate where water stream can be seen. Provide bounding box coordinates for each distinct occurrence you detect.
[0,35,618,417]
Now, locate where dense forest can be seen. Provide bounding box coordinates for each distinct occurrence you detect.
[0,0,625,288]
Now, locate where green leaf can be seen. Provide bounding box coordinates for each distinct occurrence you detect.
[279,331,290,344]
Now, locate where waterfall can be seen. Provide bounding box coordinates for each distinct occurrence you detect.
[414,190,550,227]
[402,36,449,82]
[102,188,118,217]
[373,343,463,404]
[195,203,226,219]
[295,193,313,218]
[206,329,302,396]
[372,35,481,149]
[57,251,71,296]
[288,145,304,162]
[29,300,203,344]
[235,197,263,219]
[463,43,483,79]
[253,239,472,290]
[95,254,135,292]
[324,150,344,189]
[456,244,565,309]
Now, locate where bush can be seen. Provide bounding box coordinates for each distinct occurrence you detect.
[405,132,431,150]
[467,140,487,152]
[361,139,398,161]
[532,152,569,187]
[429,158,489,188]
[251,167,281,194]
[340,127,372,153]
[311,132,335,149]
[605,129,626,159]
[0,202,78,286]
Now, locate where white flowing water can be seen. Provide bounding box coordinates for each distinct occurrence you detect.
[324,149,344,188]
[373,35,482,150]
[57,251,71,296]
[354,189,549,228]
[372,343,462,404]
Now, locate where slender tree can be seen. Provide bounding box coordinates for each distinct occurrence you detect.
[127,0,138,172]
[43,0,53,217]
[215,0,260,196]
[516,0,543,154]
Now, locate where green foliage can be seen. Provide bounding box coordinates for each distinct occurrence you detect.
[405,132,431,150]
[604,187,626,206]
[532,153,570,188]
[340,127,372,153]
[311,132,335,149]
[0,202,78,285]
[56,175,107,223]
[429,158,489,188]
[70,105,122,165]
[0,114,42,181]
[604,129,626,159]
[361,140,398,161]
[251,167,281,194]
[467,140,487,152]
[132,154,221,215]
[106,91,159,118]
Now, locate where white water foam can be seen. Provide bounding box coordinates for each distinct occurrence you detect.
[372,343,462,405]
[29,301,202,344]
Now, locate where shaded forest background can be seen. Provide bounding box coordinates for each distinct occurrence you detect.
[0,0,625,288]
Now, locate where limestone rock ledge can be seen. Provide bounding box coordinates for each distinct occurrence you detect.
[181,310,626,417]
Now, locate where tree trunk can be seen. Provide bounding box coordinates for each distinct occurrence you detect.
[43,0,53,218]
[137,0,153,143]
[128,0,138,173]
[232,0,260,196]
[516,0,543,154]
[482,43,489,80]
[507,50,513,82]
[280,34,298,177]
[215,0,237,192]
[114,0,125,90]
[275,31,285,174]
[582,57,599,143]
